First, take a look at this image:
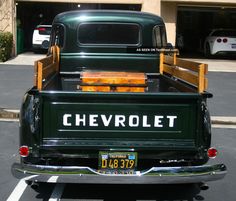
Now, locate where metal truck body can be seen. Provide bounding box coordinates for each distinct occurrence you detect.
[12,10,226,184]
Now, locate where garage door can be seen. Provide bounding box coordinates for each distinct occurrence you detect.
[176,6,236,54]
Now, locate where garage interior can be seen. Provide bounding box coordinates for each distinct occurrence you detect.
[16,2,236,56]
[16,2,141,52]
[176,6,236,55]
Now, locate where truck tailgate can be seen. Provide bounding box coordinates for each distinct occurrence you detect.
[41,92,201,151]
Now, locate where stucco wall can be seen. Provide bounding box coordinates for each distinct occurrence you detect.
[161,2,177,45]
[162,0,236,3]
[3,0,236,55]
[0,0,14,32]
[141,0,161,15]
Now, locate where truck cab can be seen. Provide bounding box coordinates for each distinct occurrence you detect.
[12,10,226,185]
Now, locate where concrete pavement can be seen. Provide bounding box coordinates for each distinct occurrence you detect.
[2,52,45,66]
[184,58,236,72]
[0,52,236,125]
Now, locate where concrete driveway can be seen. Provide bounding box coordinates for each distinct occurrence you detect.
[185,58,236,72]
[1,52,46,66]
[1,52,236,72]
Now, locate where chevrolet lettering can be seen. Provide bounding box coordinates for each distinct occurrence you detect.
[12,10,226,187]
[62,114,177,128]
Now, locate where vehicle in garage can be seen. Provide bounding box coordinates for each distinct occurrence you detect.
[12,10,226,187]
[204,29,236,57]
[32,25,52,53]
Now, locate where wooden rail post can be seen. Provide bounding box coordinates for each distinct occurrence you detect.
[37,61,43,91]
[173,52,177,65]
[159,52,164,74]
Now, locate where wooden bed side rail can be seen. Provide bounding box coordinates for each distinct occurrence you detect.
[34,46,60,90]
[160,52,208,93]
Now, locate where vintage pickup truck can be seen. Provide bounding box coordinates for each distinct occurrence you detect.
[12,10,226,187]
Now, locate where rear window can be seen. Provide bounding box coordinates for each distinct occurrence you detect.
[78,23,140,45]
[211,30,236,37]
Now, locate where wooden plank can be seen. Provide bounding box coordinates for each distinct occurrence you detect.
[81,72,146,86]
[159,52,164,74]
[163,64,199,86]
[80,86,145,92]
[198,64,205,93]
[175,58,201,73]
[204,78,208,90]
[50,45,60,71]
[34,61,38,87]
[55,46,60,72]
[173,53,177,65]
[80,86,111,92]
[163,55,174,65]
[37,55,53,68]
[203,63,208,74]
[37,62,43,91]
[175,59,208,75]
[42,63,57,80]
[34,45,60,90]
[116,87,145,92]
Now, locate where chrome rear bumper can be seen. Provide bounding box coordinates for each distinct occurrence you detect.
[12,163,226,184]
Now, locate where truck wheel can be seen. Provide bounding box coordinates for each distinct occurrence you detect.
[198,182,209,190]
[25,180,39,189]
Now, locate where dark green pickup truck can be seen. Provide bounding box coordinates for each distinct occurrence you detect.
[12,10,226,186]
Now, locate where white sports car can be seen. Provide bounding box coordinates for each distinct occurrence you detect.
[204,29,236,57]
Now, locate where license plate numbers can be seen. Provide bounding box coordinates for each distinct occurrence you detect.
[231,44,236,48]
[99,152,137,174]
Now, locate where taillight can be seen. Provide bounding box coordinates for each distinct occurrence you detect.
[19,146,29,157]
[223,38,228,43]
[36,27,46,32]
[217,38,222,43]
[207,147,218,159]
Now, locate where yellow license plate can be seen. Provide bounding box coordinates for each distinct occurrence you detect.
[99,152,137,174]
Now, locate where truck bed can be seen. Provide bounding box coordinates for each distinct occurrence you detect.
[34,48,208,94]
[44,73,197,93]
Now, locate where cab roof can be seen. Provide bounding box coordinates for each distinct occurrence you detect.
[53,10,164,26]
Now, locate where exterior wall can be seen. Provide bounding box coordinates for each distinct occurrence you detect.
[161,2,177,45]
[16,0,142,3]
[2,0,236,55]
[0,0,15,33]
[162,0,236,4]
[141,0,161,15]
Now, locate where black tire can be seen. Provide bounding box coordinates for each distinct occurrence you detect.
[205,44,212,58]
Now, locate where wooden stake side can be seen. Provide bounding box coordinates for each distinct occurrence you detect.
[34,45,60,90]
[163,64,199,86]
[37,61,43,91]
[159,52,164,74]
[34,61,38,87]
[160,51,208,93]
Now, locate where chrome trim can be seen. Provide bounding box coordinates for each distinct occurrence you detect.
[12,163,226,184]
